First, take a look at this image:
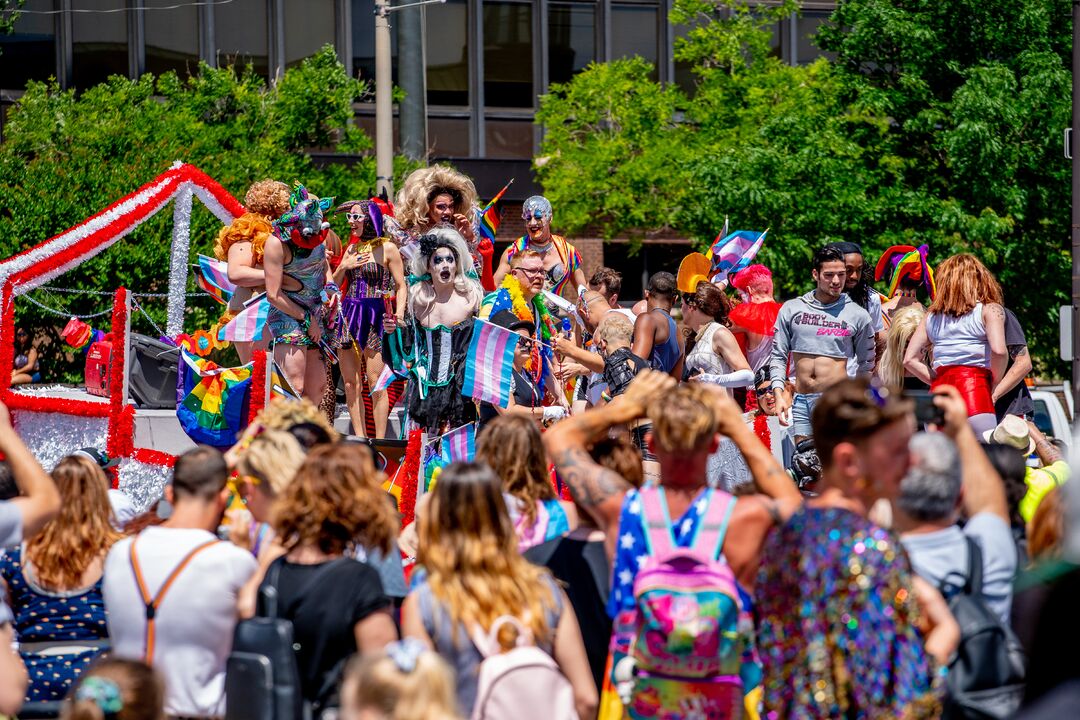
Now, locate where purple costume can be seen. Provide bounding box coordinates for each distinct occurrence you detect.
[341,257,395,351]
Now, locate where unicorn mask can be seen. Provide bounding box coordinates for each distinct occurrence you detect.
[275,185,334,250]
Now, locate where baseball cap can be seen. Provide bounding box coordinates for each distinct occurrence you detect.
[72,447,121,469]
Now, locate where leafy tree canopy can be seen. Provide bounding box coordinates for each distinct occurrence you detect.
[535,0,1071,372]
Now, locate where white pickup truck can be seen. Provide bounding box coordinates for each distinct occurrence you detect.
[1030,383,1073,451]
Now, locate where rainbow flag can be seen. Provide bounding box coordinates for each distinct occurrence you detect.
[441,422,476,463]
[195,255,236,305]
[218,294,269,342]
[462,319,519,407]
[478,179,514,243]
[176,350,253,448]
[707,229,768,285]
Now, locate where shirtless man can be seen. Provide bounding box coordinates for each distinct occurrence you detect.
[213,179,290,363]
[769,245,874,443]
[492,196,588,301]
[631,271,683,379]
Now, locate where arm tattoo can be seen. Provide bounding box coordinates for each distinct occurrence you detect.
[987,304,1005,320]
[1010,346,1028,359]
[553,447,628,508]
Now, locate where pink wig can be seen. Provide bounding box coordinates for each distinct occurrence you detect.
[730,264,773,296]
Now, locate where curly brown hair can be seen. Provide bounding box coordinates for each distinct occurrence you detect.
[271,444,398,556]
[244,179,291,218]
[475,414,555,526]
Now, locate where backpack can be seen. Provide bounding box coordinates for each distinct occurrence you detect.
[942,538,1026,720]
[630,487,746,681]
[226,558,351,720]
[470,616,579,720]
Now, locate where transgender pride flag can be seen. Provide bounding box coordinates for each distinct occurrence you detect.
[462,319,519,407]
[441,422,476,463]
[707,228,768,285]
[218,294,269,342]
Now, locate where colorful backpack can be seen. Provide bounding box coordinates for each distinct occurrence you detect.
[631,487,745,682]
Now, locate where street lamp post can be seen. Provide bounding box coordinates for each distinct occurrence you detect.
[374,0,446,198]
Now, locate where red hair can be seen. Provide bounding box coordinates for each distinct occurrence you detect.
[731,264,773,296]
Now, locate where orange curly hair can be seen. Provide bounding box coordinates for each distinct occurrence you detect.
[27,455,121,589]
[212,212,275,263]
[271,444,398,556]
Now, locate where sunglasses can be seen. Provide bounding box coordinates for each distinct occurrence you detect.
[517,339,536,350]
[346,213,364,221]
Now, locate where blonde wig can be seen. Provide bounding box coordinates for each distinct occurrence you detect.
[394,165,478,231]
[878,304,927,389]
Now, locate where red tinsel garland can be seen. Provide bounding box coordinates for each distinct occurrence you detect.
[0,285,15,396]
[105,289,130,487]
[247,350,268,425]
[131,447,176,467]
[2,393,110,417]
[394,429,423,529]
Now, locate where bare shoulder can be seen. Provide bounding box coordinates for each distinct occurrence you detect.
[984,302,1006,320]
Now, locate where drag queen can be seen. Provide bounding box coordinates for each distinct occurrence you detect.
[382,226,484,433]
[213,179,290,363]
[332,199,407,438]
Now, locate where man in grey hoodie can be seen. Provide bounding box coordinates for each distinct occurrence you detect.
[770,245,875,443]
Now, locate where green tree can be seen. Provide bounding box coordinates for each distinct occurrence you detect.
[535,0,1071,371]
[0,46,415,380]
[818,0,1071,373]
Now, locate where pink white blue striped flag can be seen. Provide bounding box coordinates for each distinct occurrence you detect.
[371,363,399,395]
[218,294,269,342]
[195,255,236,305]
[707,228,768,285]
[462,319,519,407]
[441,422,476,463]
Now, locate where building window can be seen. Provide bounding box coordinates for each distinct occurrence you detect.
[484,117,532,158]
[214,0,270,79]
[352,0,398,86]
[482,1,533,108]
[428,115,471,157]
[610,4,658,79]
[72,0,129,88]
[144,0,200,78]
[426,0,468,106]
[795,10,835,65]
[285,0,336,69]
[0,0,56,89]
[548,2,595,86]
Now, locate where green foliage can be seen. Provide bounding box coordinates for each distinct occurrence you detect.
[0,45,416,381]
[535,0,1071,373]
[0,1,24,42]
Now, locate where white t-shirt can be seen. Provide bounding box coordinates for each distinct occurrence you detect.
[104,527,257,718]
[900,512,1017,624]
[108,489,138,530]
[0,502,22,549]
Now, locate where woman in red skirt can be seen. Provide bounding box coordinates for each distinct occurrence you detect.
[903,253,1007,434]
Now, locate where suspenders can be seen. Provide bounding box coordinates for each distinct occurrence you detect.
[128,535,220,661]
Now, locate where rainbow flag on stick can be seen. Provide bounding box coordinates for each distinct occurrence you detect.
[194,255,236,305]
[462,319,519,407]
[478,179,514,243]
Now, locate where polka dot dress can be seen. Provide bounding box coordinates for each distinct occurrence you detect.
[0,546,108,702]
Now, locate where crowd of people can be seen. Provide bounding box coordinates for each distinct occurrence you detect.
[0,164,1077,720]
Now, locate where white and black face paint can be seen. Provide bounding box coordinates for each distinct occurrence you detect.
[430,248,457,283]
